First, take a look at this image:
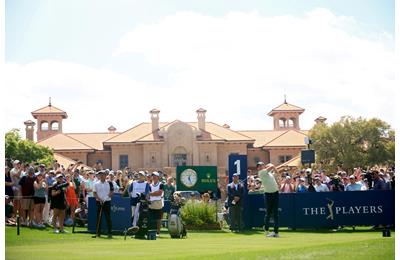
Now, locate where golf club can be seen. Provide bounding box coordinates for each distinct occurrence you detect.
[92,201,103,238]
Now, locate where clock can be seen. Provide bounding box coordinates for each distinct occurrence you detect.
[180,169,198,188]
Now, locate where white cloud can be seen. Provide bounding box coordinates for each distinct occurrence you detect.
[5,8,395,138]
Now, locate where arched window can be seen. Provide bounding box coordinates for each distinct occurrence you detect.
[51,121,59,131]
[41,121,49,131]
[288,118,295,128]
[279,118,286,128]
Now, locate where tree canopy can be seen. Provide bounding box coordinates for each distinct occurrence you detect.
[309,116,395,172]
[5,129,54,166]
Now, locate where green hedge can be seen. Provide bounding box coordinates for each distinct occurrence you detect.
[180,201,220,229]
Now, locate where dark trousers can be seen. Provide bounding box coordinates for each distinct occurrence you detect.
[229,204,243,230]
[264,191,279,233]
[96,201,112,235]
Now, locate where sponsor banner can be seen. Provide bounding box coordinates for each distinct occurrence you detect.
[88,196,131,233]
[247,190,394,228]
[176,166,218,192]
[88,197,171,232]
[246,193,295,228]
[294,190,394,227]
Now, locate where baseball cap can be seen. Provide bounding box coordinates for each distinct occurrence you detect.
[300,177,305,181]
[56,173,63,179]
[306,168,312,173]
[13,160,20,164]
[256,162,265,166]
[39,164,46,168]
[97,170,106,175]
[27,166,35,173]
[138,171,146,176]
[152,171,160,177]
[349,175,355,179]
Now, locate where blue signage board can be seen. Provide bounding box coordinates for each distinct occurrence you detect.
[88,197,131,233]
[247,193,295,228]
[88,197,171,232]
[228,154,249,227]
[293,190,394,228]
[246,190,394,228]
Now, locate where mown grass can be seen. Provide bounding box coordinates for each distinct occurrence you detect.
[5,226,394,260]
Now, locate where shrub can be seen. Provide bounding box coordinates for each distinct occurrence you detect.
[180,201,220,230]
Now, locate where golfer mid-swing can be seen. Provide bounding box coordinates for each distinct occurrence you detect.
[257,162,280,238]
[93,170,114,238]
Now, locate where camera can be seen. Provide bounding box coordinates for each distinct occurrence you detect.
[57,182,69,190]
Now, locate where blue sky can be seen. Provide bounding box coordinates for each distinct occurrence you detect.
[4,0,395,135]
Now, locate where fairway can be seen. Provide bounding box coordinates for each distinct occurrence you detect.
[5,226,394,260]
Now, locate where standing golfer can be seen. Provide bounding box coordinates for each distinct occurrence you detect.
[93,171,114,238]
[257,162,280,238]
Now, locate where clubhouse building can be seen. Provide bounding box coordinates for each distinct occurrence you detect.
[24,100,325,177]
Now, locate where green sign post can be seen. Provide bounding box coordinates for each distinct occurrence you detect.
[176,166,218,192]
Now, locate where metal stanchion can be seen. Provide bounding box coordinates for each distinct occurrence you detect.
[16,210,20,236]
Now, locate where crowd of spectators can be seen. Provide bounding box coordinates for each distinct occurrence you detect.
[247,167,395,193]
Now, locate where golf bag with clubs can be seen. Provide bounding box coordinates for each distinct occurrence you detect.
[134,193,150,239]
[168,193,187,238]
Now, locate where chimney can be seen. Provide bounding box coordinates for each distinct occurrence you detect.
[315,116,327,124]
[24,120,36,141]
[108,125,116,133]
[150,109,160,132]
[196,108,206,130]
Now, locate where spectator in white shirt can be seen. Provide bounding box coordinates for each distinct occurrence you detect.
[314,177,329,192]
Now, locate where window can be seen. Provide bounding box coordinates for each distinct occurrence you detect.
[279,155,293,164]
[41,121,49,131]
[173,154,187,166]
[51,121,59,130]
[119,155,128,169]
[279,118,286,128]
[150,152,157,163]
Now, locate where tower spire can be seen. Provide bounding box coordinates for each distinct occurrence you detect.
[49,97,52,106]
[284,94,287,104]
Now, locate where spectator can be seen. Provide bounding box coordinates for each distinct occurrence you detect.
[296,177,308,192]
[372,171,386,190]
[84,171,95,205]
[19,166,36,226]
[65,173,78,225]
[6,195,16,226]
[43,170,55,225]
[227,173,244,232]
[10,160,22,218]
[50,173,68,233]
[314,177,329,192]
[280,176,294,193]
[33,172,47,228]
[330,175,345,192]
[163,177,176,201]
[5,165,14,199]
[108,172,120,194]
[345,175,362,191]
[201,192,211,204]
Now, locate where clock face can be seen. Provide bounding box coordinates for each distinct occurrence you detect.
[180,169,198,188]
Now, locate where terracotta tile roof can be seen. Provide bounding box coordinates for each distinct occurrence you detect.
[67,133,120,150]
[265,130,308,147]
[238,130,286,147]
[104,122,169,143]
[37,133,94,151]
[32,105,68,119]
[53,153,93,170]
[190,122,253,142]
[267,102,305,116]
[106,121,254,143]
